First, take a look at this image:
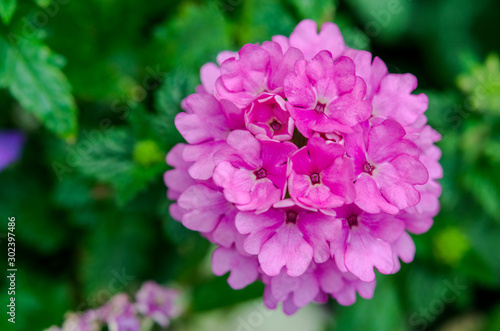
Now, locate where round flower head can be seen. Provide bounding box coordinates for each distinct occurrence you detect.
[165,19,441,314]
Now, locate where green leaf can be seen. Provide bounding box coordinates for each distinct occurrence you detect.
[335,13,371,51]
[463,220,500,285]
[33,0,51,7]
[79,209,155,299]
[153,2,232,71]
[192,277,264,312]
[287,0,337,23]
[345,0,411,43]
[484,140,500,164]
[238,0,296,44]
[403,266,472,331]
[458,249,498,286]
[462,169,500,223]
[0,38,78,140]
[52,176,93,209]
[0,168,69,254]
[0,38,8,87]
[405,265,449,316]
[8,270,71,330]
[333,276,406,331]
[154,69,197,146]
[424,90,461,132]
[484,305,500,331]
[457,53,500,114]
[404,265,471,317]
[0,0,16,24]
[460,121,490,164]
[75,128,166,204]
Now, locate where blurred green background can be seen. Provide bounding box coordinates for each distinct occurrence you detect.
[1,0,500,330]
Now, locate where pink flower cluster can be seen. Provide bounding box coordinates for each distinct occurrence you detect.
[165,20,442,314]
[47,281,181,331]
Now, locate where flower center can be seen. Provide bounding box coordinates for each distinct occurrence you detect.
[286,211,298,224]
[314,102,326,113]
[347,215,358,228]
[155,296,165,306]
[270,120,282,132]
[254,168,267,179]
[362,162,375,175]
[318,132,343,143]
[310,173,321,184]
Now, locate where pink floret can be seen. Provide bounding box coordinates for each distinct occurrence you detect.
[284,52,372,137]
[288,137,355,211]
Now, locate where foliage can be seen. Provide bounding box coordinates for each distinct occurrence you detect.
[0,0,499,330]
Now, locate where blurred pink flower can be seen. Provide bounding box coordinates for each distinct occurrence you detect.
[135,281,181,327]
[50,283,182,331]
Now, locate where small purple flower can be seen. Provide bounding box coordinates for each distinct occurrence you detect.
[288,137,355,211]
[212,246,260,290]
[177,184,232,233]
[284,52,372,137]
[164,143,196,201]
[345,119,429,214]
[174,93,244,181]
[0,131,25,171]
[216,42,304,108]
[175,93,244,145]
[316,259,376,306]
[236,203,340,277]
[273,19,345,61]
[373,73,429,126]
[245,95,294,141]
[330,204,405,282]
[101,294,140,331]
[109,314,141,331]
[49,282,184,331]
[263,266,321,316]
[213,130,297,212]
[135,281,181,328]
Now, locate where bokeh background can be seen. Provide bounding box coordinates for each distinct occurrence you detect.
[1,0,500,330]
